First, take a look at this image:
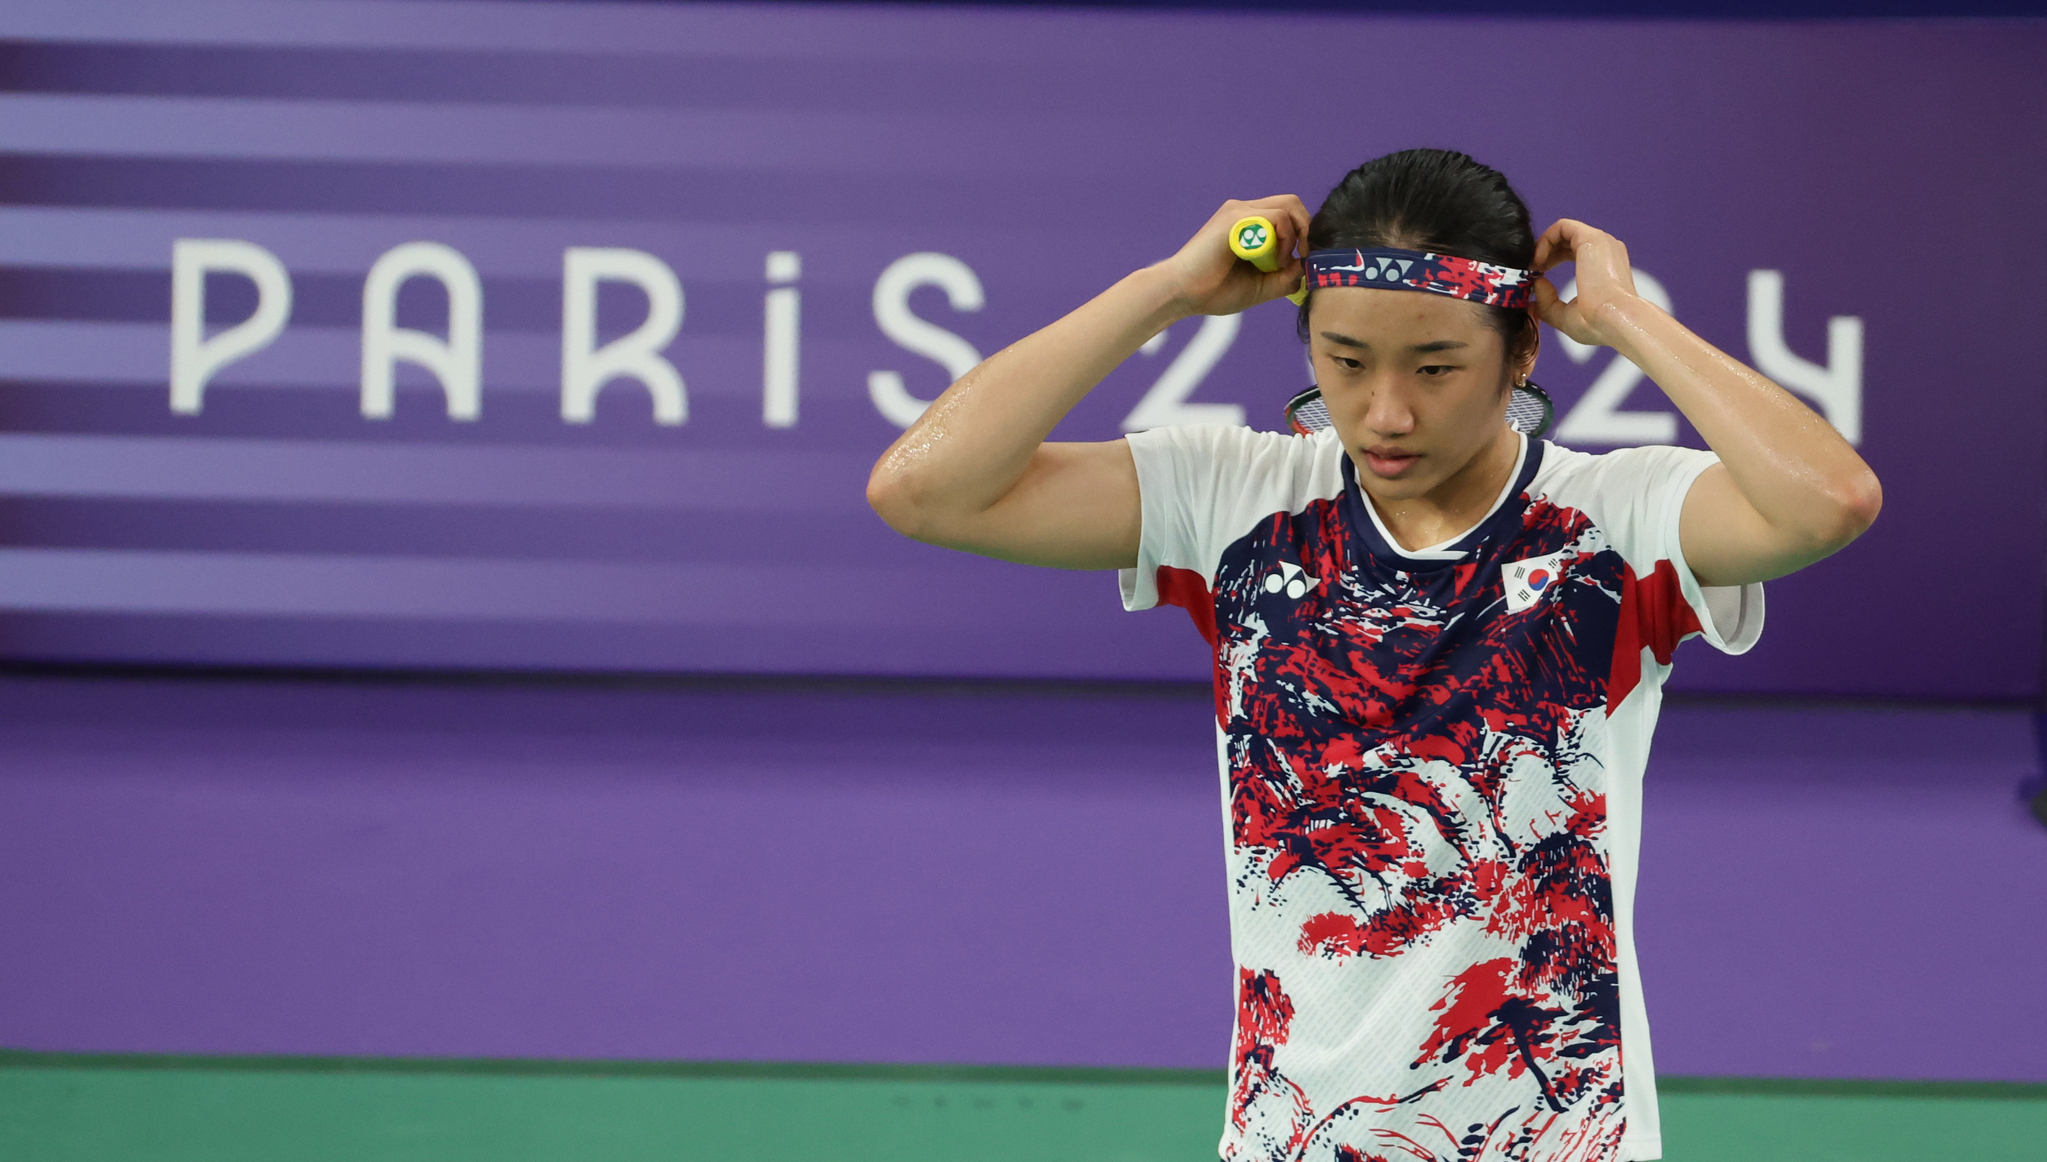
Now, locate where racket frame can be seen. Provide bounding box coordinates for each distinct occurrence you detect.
[1283,382,1554,440]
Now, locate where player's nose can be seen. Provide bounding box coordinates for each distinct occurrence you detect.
[1362,382,1416,437]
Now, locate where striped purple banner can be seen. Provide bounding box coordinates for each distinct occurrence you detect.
[0,2,2042,695]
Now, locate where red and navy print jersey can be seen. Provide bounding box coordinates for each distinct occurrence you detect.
[1119,426,1763,1162]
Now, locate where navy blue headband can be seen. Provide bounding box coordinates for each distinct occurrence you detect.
[1305,248,1536,310]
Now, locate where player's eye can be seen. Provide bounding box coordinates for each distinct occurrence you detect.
[1417,364,1456,378]
[1329,355,1362,371]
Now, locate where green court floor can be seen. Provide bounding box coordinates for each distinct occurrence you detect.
[2,1052,2041,1161]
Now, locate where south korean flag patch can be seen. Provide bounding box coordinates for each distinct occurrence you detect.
[1503,551,1571,614]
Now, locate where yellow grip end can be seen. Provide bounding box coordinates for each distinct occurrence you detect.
[1228,216,1281,272]
[1232,215,1307,305]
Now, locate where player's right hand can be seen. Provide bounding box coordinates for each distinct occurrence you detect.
[1155,196,1310,317]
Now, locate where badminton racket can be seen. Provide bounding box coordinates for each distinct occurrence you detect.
[1283,382,1554,440]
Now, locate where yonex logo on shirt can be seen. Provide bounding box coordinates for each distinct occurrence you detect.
[1262,561,1320,600]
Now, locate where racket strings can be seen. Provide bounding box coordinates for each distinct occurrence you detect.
[1504,383,1554,437]
[1287,393,1331,435]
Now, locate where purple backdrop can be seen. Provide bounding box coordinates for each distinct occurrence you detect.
[0,3,2040,696]
[0,672,2040,1081]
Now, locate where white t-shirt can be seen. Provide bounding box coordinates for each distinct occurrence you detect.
[1119,425,1762,1162]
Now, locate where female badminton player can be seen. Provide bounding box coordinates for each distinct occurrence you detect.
[866,149,1879,1162]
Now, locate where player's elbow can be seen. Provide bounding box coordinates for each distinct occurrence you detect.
[866,461,928,539]
[1809,466,1883,555]
[866,457,958,543]
[1832,466,1883,542]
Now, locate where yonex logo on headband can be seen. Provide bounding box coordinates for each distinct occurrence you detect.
[1306,247,1535,309]
[1359,256,1413,281]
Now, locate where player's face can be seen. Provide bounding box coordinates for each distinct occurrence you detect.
[1308,288,1526,503]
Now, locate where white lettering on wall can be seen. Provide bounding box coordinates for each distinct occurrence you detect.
[1120,314,1245,431]
[360,241,482,421]
[169,238,293,415]
[561,247,686,425]
[160,244,1860,449]
[1553,269,1676,446]
[1747,269,1862,445]
[868,252,983,429]
[763,250,801,428]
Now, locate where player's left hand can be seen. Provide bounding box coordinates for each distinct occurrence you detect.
[1530,218,1652,349]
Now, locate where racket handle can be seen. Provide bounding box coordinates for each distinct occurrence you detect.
[1228,216,1282,272]
[1228,215,1309,306]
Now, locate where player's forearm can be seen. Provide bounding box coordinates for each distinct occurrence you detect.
[866,264,1186,532]
[1599,295,1882,551]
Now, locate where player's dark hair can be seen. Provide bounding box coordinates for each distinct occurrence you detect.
[1299,148,1537,360]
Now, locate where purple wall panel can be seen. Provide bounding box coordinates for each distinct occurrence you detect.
[0,674,1237,1066]
[0,3,2042,696]
[1635,706,2047,1082]
[0,673,2040,1081]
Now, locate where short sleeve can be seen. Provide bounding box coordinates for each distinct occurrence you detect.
[1117,424,1340,613]
[1554,443,1764,656]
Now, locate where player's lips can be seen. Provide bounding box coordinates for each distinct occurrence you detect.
[1361,445,1423,478]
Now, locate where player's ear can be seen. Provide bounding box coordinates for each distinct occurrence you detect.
[1513,308,1541,377]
